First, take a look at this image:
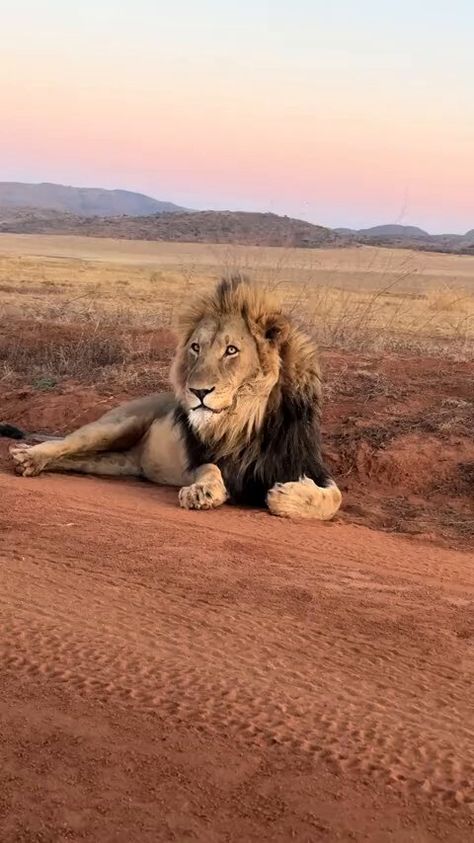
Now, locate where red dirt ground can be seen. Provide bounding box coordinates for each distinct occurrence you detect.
[1,352,473,841]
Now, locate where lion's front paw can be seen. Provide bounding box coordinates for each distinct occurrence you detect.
[9,444,46,477]
[267,477,342,520]
[178,481,227,511]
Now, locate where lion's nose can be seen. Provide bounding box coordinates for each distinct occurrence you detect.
[189,387,215,403]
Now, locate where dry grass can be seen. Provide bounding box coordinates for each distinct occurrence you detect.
[0,235,473,387]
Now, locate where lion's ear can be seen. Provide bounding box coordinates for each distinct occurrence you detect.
[261,313,289,346]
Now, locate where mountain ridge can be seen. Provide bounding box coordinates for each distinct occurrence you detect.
[0,208,341,248]
[0,183,471,253]
[0,182,187,216]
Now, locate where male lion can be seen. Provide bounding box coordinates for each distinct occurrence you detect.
[3,277,342,519]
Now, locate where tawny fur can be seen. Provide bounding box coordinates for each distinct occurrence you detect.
[8,278,341,520]
[171,279,323,460]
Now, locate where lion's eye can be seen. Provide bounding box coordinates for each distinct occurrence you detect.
[190,342,200,354]
[225,345,239,356]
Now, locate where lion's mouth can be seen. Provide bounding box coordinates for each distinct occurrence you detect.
[191,403,226,414]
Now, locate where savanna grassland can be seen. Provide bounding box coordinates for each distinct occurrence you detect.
[0,232,472,545]
[0,234,473,388]
[1,233,474,842]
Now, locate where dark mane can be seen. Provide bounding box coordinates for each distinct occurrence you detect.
[173,276,332,507]
[175,382,330,507]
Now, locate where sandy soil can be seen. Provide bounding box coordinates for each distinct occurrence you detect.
[2,351,472,548]
[1,449,473,840]
[1,349,473,840]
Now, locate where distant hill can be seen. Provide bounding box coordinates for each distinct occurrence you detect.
[334,224,429,239]
[0,193,472,253]
[333,227,355,236]
[0,182,187,216]
[358,224,430,239]
[334,223,474,254]
[0,209,342,248]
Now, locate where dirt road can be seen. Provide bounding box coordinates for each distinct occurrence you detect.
[1,465,473,842]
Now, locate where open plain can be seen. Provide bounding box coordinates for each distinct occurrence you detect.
[0,234,473,841]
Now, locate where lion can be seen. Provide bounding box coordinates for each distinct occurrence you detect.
[2,277,342,519]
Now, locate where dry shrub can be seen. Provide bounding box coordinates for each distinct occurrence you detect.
[427,286,470,313]
[0,243,473,390]
[0,312,176,385]
[220,249,474,356]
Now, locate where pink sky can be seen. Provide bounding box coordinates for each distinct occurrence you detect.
[2,1,473,232]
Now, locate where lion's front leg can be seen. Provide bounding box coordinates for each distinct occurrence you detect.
[178,463,228,511]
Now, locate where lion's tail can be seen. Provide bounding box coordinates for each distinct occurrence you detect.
[0,423,58,443]
[0,423,26,440]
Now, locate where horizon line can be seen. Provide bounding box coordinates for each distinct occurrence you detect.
[0,178,470,237]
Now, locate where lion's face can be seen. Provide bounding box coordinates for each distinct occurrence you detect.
[171,311,285,436]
